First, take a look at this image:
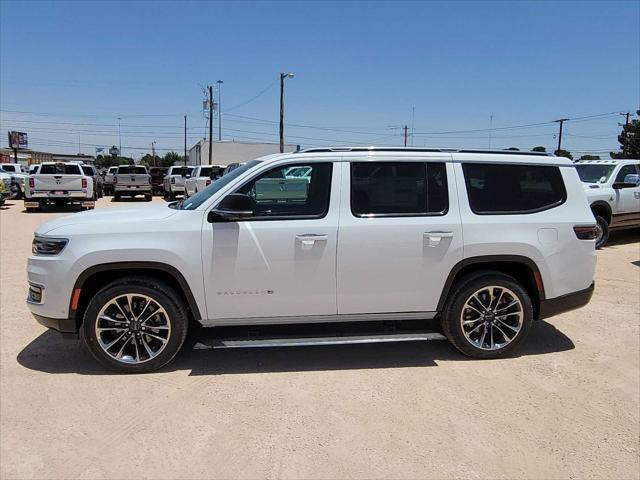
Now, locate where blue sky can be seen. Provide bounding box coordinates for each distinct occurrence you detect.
[1,0,638,157]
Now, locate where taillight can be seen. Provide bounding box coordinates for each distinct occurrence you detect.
[29,177,35,188]
[81,178,88,189]
[574,225,598,240]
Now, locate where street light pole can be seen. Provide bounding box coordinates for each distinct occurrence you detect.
[216,80,223,141]
[279,72,295,153]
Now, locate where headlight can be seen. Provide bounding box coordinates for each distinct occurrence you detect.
[32,235,68,256]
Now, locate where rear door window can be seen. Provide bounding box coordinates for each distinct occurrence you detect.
[351,162,448,217]
[462,163,566,214]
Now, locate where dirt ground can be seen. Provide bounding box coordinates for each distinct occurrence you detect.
[0,197,638,480]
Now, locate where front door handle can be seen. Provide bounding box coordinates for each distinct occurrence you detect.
[296,234,328,250]
[424,231,454,247]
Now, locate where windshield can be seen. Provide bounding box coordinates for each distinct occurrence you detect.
[576,164,615,183]
[180,160,261,210]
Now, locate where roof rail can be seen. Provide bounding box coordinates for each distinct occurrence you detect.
[296,147,553,156]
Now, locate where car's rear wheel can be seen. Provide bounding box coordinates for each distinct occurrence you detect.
[81,277,189,373]
[441,273,533,359]
[144,194,152,201]
[594,215,609,249]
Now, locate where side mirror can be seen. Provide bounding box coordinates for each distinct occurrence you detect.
[208,193,254,222]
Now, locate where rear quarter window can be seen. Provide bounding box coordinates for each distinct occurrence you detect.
[462,163,567,215]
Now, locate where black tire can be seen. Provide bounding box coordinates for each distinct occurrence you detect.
[594,215,609,249]
[144,194,152,202]
[168,191,176,201]
[81,277,189,373]
[113,194,120,202]
[441,272,534,359]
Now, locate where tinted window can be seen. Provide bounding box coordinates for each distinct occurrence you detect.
[117,166,148,174]
[463,163,566,214]
[351,162,448,217]
[614,164,638,182]
[39,164,82,175]
[235,163,332,219]
[81,166,95,176]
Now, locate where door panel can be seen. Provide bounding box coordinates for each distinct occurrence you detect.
[337,159,463,314]
[202,161,341,320]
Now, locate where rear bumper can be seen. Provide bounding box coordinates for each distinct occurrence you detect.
[32,313,78,339]
[538,282,594,319]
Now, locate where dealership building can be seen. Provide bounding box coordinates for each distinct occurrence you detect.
[188,139,299,167]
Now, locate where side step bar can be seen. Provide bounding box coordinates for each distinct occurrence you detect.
[194,332,446,350]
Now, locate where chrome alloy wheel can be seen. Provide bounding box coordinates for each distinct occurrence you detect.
[460,286,523,351]
[95,294,171,364]
[594,222,604,244]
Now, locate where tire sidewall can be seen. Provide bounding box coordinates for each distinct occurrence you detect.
[594,215,609,249]
[82,279,188,373]
[443,274,534,359]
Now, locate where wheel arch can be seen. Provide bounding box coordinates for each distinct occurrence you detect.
[590,200,612,224]
[437,255,545,319]
[70,262,202,332]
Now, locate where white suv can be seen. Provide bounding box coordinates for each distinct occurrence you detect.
[27,148,597,372]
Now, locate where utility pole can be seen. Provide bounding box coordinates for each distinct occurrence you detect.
[152,141,157,167]
[403,125,409,147]
[208,85,213,165]
[554,118,569,151]
[216,80,223,141]
[184,115,187,165]
[279,72,295,153]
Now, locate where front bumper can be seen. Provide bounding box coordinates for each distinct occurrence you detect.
[538,282,595,319]
[32,313,78,338]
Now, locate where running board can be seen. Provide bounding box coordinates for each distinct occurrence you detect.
[194,332,446,350]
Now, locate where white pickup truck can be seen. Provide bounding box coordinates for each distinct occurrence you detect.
[575,159,640,248]
[163,165,193,200]
[184,165,225,197]
[24,162,95,212]
[113,165,152,201]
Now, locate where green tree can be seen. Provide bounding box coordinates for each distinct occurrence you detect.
[139,154,161,167]
[532,146,546,152]
[554,149,573,160]
[94,155,132,169]
[610,110,639,159]
[163,151,185,167]
[578,155,601,160]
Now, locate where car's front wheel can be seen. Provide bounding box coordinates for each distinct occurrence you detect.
[441,273,533,359]
[81,277,189,373]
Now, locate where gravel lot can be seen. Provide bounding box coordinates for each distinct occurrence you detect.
[1,197,638,480]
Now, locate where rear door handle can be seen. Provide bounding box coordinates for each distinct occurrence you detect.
[424,231,454,238]
[424,231,454,247]
[296,234,328,249]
